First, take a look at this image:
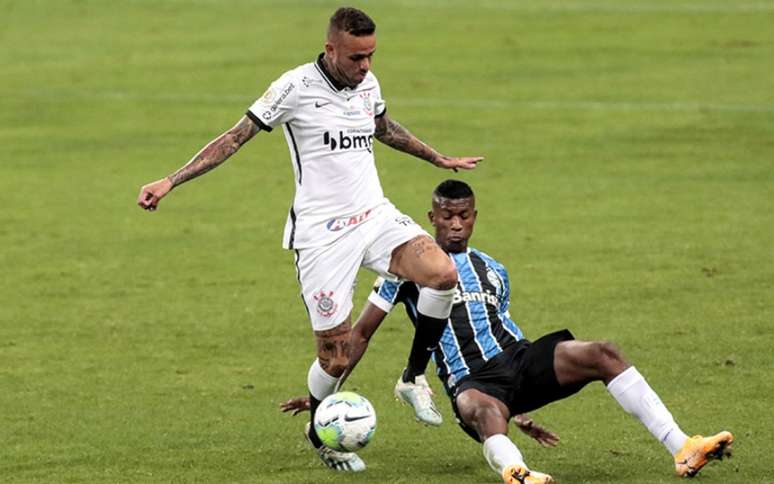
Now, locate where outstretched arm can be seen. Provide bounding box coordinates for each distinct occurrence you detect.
[374,113,483,171]
[338,302,389,386]
[137,115,260,211]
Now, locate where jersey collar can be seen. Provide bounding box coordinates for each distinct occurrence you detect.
[315,53,349,92]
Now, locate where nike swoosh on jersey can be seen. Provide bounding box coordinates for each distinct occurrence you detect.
[315,100,332,108]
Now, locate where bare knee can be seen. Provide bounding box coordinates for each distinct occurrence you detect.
[457,391,509,440]
[426,262,457,290]
[591,341,629,380]
[595,341,626,363]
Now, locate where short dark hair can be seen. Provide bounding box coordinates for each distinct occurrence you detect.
[433,179,474,200]
[328,7,376,36]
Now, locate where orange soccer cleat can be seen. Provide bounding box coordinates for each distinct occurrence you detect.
[502,463,553,484]
[674,431,734,478]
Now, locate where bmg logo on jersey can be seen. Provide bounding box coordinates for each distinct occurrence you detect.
[322,130,374,153]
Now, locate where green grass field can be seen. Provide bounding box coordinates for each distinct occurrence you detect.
[2,1,773,482]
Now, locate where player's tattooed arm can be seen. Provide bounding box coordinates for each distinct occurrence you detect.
[340,302,388,385]
[374,114,441,165]
[374,114,483,171]
[137,115,261,211]
[167,115,261,187]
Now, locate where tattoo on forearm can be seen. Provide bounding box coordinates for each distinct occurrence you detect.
[167,116,259,187]
[374,116,439,164]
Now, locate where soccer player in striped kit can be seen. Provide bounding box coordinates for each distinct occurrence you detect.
[283,179,734,483]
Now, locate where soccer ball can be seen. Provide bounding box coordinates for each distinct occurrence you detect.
[313,391,377,452]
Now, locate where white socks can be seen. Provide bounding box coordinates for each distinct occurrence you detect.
[607,366,689,455]
[483,434,525,475]
[417,286,455,319]
[482,366,687,481]
[307,358,339,401]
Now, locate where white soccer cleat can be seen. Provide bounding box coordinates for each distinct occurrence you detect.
[304,422,366,472]
[394,373,443,426]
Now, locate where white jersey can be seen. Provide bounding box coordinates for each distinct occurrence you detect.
[247,54,388,249]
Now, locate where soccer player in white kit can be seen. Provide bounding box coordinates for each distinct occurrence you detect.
[137,7,483,471]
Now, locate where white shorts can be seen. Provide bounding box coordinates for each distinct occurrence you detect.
[293,202,428,331]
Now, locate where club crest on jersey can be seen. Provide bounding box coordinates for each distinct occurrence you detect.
[326,209,373,232]
[359,91,373,117]
[259,88,275,103]
[486,268,502,292]
[322,130,374,153]
[314,290,338,317]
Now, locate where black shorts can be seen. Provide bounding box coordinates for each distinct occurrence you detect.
[450,329,586,442]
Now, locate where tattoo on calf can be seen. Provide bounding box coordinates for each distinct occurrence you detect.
[315,323,351,372]
[316,323,350,338]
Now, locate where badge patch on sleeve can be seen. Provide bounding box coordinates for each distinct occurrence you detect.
[260,87,276,103]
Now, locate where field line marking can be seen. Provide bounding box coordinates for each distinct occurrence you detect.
[9,89,774,114]
[149,0,774,14]
[384,0,774,14]
[390,98,774,114]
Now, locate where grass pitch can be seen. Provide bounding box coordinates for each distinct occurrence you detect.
[1,1,773,483]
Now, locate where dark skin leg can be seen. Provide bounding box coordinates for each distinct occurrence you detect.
[458,340,630,442]
[456,389,511,440]
[553,340,631,386]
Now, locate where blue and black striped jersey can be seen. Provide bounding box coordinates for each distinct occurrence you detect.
[368,247,525,391]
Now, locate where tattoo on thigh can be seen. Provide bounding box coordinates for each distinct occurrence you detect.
[410,237,436,258]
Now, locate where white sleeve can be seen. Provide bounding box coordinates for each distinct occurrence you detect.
[246,71,298,131]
